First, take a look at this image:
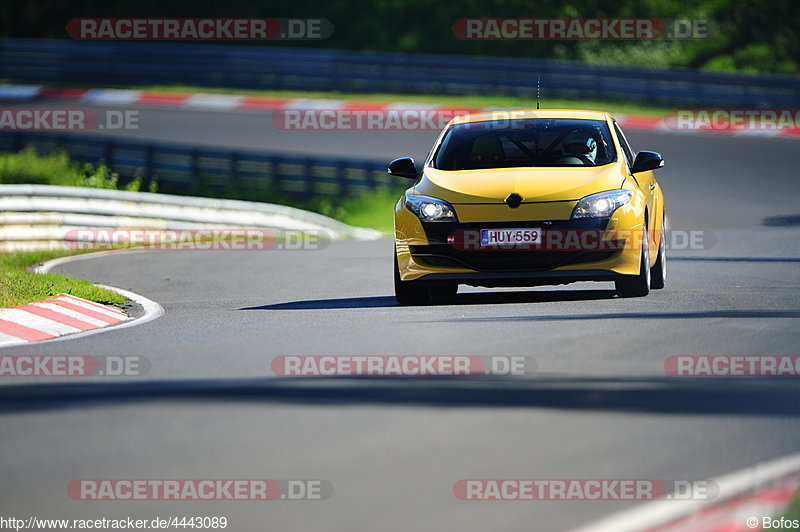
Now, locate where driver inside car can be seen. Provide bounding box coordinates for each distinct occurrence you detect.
[558,130,598,166]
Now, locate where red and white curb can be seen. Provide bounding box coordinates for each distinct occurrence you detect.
[571,451,800,532]
[3,84,799,138]
[0,294,129,347]
[0,251,164,348]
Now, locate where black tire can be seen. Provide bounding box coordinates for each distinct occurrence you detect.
[394,255,431,305]
[615,226,651,298]
[650,222,666,290]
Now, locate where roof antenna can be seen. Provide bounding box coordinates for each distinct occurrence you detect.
[537,75,541,109]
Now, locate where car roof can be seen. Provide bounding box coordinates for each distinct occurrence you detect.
[450,109,613,125]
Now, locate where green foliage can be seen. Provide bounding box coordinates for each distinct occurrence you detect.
[309,188,402,234]
[1,0,797,73]
[0,149,158,192]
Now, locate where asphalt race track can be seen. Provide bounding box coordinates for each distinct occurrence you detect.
[1,99,800,531]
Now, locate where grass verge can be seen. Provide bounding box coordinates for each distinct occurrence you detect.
[308,188,400,235]
[0,250,127,307]
[782,489,800,527]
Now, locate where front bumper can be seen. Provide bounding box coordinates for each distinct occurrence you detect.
[395,206,644,284]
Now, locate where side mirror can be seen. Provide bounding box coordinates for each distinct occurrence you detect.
[631,151,664,173]
[388,157,419,179]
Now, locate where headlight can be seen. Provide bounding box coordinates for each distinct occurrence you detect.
[571,189,633,219]
[405,194,457,222]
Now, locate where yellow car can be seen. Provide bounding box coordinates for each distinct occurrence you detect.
[391,110,666,305]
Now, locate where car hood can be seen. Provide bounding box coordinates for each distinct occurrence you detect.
[415,163,627,203]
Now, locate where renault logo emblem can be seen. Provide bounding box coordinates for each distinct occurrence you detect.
[505,193,523,208]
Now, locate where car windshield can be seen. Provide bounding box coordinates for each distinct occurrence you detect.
[432,118,617,170]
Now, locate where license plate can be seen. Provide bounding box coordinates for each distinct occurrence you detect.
[480,228,542,246]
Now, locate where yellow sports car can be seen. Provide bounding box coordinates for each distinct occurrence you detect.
[391,110,666,305]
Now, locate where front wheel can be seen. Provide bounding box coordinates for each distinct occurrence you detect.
[394,255,431,305]
[615,226,651,298]
[650,221,666,290]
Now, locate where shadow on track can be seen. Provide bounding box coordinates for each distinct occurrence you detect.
[2,376,800,417]
[427,309,800,323]
[763,214,800,227]
[242,296,398,310]
[240,290,617,310]
[670,256,800,263]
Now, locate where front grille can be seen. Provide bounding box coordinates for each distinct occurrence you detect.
[411,245,618,272]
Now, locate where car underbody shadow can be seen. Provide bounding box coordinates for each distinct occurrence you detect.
[240,289,617,310]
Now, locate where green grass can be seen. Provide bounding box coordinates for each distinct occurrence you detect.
[781,489,800,526]
[309,188,401,235]
[0,250,127,307]
[0,149,157,191]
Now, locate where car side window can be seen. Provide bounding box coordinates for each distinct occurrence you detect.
[613,122,635,167]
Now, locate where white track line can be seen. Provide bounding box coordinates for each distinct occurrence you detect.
[570,451,800,532]
[81,89,142,105]
[0,85,41,100]
[284,98,346,110]
[183,93,244,110]
[0,331,24,347]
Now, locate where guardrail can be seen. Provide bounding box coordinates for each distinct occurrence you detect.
[2,38,800,107]
[0,184,380,252]
[0,131,393,200]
